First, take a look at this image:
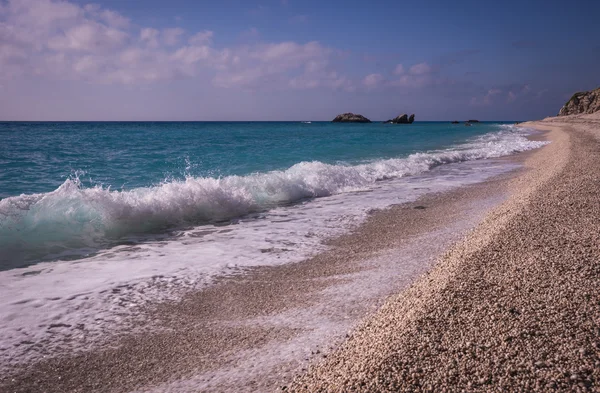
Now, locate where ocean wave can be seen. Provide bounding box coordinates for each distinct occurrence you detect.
[0,126,547,266]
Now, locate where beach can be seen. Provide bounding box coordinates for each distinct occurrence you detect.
[1,147,518,392]
[2,0,598,391]
[290,114,600,392]
[2,115,599,392]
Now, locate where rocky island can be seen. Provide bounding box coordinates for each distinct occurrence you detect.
[331,113,372,123]
[383,113,415,124]
[558,87,600,116]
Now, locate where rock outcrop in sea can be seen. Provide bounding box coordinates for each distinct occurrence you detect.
[558,87,600,116]
[383,114,415,124]
[331,113,372,123]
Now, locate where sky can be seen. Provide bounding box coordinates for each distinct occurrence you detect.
[0,0,599,121]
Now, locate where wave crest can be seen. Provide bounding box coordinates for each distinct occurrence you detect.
[0,126,547,266]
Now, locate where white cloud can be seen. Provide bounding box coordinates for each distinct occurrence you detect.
[393,64,404,75]
[471,84,533,106]
[162,27,184,46]
[8,0,81,27]
[356,61,438,91]
[212,41,349,90]
[507,84,532,102]
[47,22,128,52]
[84,4,130,28]
[140,28,159,48]
[189,30,214,45]
[388,63,436,88]
[255,41,328,62]
[470,88,503,106]
[288,72,353,91]
[0,0,355,90]
[389,74,431,88]
[484,88,502,104]
[172,46,211,64]
[363,73,384,88]
[98,9,130,28]
[409,62,432,75]
[140,28,158,41]
[305,59,327,73]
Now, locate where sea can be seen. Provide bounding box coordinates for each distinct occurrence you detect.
[0,121,547,367]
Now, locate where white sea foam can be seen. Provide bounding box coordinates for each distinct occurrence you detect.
[0,126,547,370]
[0,125,546,265]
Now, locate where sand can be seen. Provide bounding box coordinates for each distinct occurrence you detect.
[289,115,600,392]
[4,115,598,393]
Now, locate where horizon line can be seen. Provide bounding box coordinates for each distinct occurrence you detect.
[0,119,526,123]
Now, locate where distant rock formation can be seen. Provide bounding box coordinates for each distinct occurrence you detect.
[451,121,459,124]
[467,119,480,123]
[332,113,371,123]
[383,113,415,124]
[385,114,407,124]
[558,87,600,116]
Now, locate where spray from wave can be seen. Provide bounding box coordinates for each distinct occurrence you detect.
[0,126,546,267]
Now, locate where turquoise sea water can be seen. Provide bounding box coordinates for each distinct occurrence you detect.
[0,121,542,268]
[1,121,516,197]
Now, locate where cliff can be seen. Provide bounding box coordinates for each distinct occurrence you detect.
[558,87,600,116]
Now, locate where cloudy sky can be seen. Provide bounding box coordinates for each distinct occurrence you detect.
[1,0,599,121]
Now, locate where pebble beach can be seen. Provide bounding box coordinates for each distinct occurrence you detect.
[2,115,599,393]
[289,114,600,392]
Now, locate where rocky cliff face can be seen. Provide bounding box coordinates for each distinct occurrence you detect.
[332,113,371,123]
[558,87,600,116]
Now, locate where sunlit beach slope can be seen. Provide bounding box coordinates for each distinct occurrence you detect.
[290,113,600,392]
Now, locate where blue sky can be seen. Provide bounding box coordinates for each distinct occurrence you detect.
[0,0,599,120]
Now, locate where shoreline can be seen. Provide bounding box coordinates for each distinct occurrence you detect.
[0,139,537,392]
[290,115,600,392]
[0,123,540,370]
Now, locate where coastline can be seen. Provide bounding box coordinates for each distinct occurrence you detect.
[0,134,537,392]
[290,114,600,392]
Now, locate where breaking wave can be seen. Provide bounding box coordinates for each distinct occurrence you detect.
[0,126,546,266]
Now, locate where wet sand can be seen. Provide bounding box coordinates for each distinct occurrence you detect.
[290,115,600,392]
[0,141,532,390]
